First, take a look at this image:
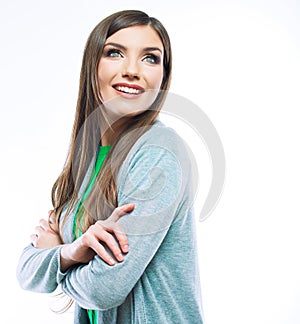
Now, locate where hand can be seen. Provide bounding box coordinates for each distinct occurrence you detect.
[30,210,63,249]
[60,203,134,272]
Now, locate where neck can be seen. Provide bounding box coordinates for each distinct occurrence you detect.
[100,116,131,146]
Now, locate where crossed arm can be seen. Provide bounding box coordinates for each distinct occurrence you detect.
[17,129,191,309]
[31,203,135,271]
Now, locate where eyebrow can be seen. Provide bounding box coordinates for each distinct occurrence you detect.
[103,42,163,54]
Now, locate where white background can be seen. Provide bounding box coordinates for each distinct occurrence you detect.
[1,0,300,323]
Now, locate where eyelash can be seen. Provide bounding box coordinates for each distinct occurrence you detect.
[143,54,160,64]
[105,48,122,58]
[104,48,160,64]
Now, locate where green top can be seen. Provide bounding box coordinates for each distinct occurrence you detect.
[73,145,111,324]
[16,120,203,324]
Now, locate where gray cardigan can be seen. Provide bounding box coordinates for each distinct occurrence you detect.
[16,120,203,324]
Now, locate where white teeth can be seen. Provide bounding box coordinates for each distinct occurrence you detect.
[115,86,142,94]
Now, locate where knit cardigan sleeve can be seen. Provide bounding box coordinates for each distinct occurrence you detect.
[59,123,193,310]
[16,244,64,293]
[16,121,193,309]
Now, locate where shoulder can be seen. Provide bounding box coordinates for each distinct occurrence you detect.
[117,119,194,200]
[116,120,194,233]
[124,119,190,167]
[137,119,185,150]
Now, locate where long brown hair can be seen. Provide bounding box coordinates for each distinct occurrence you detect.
[51,10,172,233]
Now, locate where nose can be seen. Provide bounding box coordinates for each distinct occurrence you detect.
[122,58,140,80]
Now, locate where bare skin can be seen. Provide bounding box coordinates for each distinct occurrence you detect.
[29,26,163,274]
[30,204,134,272]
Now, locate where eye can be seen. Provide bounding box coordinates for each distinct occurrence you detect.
[143,54,160,64]
[104,48,123,58]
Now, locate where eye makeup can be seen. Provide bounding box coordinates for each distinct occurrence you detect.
[143,54,161,64]
[102,42,162,64]
[104,48,123,58]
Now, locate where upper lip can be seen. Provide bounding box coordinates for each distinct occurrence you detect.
[112,83,145,92]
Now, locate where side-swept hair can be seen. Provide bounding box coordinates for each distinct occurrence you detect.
[51,10,172,232]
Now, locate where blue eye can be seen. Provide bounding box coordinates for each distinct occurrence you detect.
[105,49,122,57]
[143,54,160,64]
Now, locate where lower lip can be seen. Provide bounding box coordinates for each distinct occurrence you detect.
[113,88,144,99]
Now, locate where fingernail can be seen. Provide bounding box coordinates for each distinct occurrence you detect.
[123,245,129,252]
[118,254,124,261]
[110,259,115,266]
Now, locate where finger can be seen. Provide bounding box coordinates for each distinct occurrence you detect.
[99,230,124,262]
[82,235,116,266]
[109,203,135,222]
[48,210,56,223]
[93,225,124,262]
[39,219,51,231]
[30,234,38,247]
[110,222,129,253]
[35,226,44,236]
[48,213,59,233]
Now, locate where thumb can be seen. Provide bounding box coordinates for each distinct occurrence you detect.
[110,203,135,222]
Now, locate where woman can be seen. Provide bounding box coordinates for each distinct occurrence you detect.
[17,10,203,324]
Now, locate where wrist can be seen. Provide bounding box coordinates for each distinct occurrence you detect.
[60,244,77,272]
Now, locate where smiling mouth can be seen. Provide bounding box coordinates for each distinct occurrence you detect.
[113,84,145,95]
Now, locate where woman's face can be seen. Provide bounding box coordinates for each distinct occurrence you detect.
[97,25,164,120]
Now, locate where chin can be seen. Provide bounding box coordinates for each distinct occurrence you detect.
[103,100,150,118]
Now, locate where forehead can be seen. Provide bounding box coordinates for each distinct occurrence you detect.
[105,25,163,50]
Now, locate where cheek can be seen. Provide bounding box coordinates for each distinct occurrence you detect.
[150,67,164,90]
[97,64,109,88]
[97,61,118,89]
